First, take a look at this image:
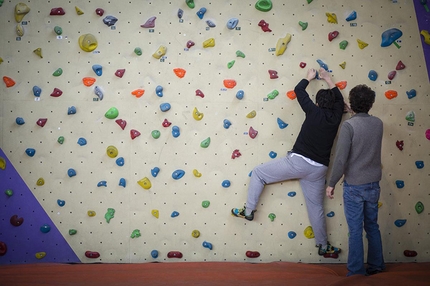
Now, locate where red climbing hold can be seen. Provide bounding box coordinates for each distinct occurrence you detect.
[388,70,396,80]
[10,215,24,226]
[231,149,241,159]
[196,89,205,98]
[396,140,404,151]
[186,40,195,49]
[0,241,7,256]
[249,126,258,139]
[115,69,126,78]
[299,62,307,68]
[268,70,278,79]
[162,119,172,127]
[95,8,104,16]
[328,31,339,41]
[167,251,183,258]
[403,250,417,257]
[258,20,272,32]
[85,251,100,258]
[130,129,141,139]
[50,88,63,97]
[3,76,15,88]
[115,119,127,130]
[396,61,406,70]
[323,253,339,259]
[36,118,48,127]
[246,251,260,258]
[50,7,66,15]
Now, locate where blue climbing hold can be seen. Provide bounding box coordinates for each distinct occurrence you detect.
[97,180,107,187]
[172,126,180,138]
[172,169,185,180]
[368,70,378,81]
[277,118,288,129]
[222,180,231,188]
[40,224,51,233]
[25,148,36,157]
[116,157,124,167]
[394,219,407,227]
[156,85,163,97]
[327,211,335,217]
[395,180,404,188]
[68,168,76,177]
[406,89,416,99]
[203,241,213,250]
[92,64,103,76]
[316,59,329,71]
[151,250,159,258]
[68,106,76,115]
[16,117,25,125]
[57,199,66,207]
[196,7,207,19]
[346,11,357,22]
[33,85,42,97]
[236,90,244,100]
[288,191,296,197]
[288,231,296,239]
[227,18,239,29]
[223,119,232,129]
[77,137,87,146]
[381,28,403,47]
[177,9,183,19]
[171,211,180,217]
[160,103,171,112]
[151,167,160,177]
[119,178,126,187]
[415,161,424,169]
[269,151,277,158]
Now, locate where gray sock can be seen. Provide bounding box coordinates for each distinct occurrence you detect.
[245,208,253,216]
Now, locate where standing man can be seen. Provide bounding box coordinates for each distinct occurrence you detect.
[326,84,385,276]
[232,68,344,256]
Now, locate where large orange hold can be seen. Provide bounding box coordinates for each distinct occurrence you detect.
[82,77,96,87]
[286,90,296,100]
[335,81,347,90]
[3,76,15,88]
[385,90,398,100]
[223,79,236,89]
[131,89,145,98]
[173,68,186,78]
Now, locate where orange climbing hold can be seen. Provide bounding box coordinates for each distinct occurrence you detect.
[131,89,145,98]
[385,90,398,100]
[82,77,96,87]
[3,76,15,88]
[173,68,186,78]
[223,79,237,89]
[335,81,347,90]
[286,90,296,100]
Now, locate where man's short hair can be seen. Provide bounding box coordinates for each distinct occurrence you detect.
[316,89,335,109]
[349,85,375,113]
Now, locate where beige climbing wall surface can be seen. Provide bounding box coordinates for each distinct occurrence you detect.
[1,0,429,264]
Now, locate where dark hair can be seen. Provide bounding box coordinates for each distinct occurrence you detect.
[349,84,375,113]
[316,89,335,109]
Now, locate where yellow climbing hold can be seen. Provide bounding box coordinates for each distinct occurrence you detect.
[357,39,368,49]
[36,178,45,186]
[151,209,159,218]
[87,210,96,217]
[420,30,430,45]
[79,34,98,52]
[0,156,6,170]
[33,48,43,58]
[16,23,24,37]
[15,3,30,23]
[275,33,292,56]
[193,107,204,121]
[35,252,46,259]
[75,6,84,15]
[193,169,202,177]
[326,13,338,24]
[0,57,3,64]
[138,177,152,190]
[378,202,383,208]
[106,145,118,158]
[339,61,346,69]
[203,38,215,48]
[304,226,315,239]
[192,230,200,238]
[152,45,167,59]
[246,110,257,118]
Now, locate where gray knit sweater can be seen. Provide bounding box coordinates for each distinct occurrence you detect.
[328,113,383,187]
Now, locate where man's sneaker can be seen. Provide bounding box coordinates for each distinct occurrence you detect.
[317,242,341,256]
[231,206,255,221]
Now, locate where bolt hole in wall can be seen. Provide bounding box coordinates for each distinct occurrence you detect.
[0,0,429,264]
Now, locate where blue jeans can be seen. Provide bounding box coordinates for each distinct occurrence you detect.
[343,181,385,276]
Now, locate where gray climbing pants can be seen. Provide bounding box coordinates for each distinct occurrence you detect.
[246,152,328,246]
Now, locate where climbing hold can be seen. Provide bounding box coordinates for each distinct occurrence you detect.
[203,38,215,48]
[385,90,398,100]
[138,177,152,189]
[131,89,145,98]
[288,231,296,239]
[141,16,156,28]
[298,21,308,31]
[403,250,418,257]
[192,230,200,238]
[16,117,25,125]
[115,69,126,78]
[97,181,107,187]
[339,62,346,69]
[193,107,204,120]
[36,118,48,127]
[75,6,84,15]
[92,65,103,76]
[275,34,292,56]
[193,169,202,177]
[357,39,368,49]
[85,251,100,259]
[421,0,430,12]
[206,20,216,28]
[326,13,338,24]
[5,189,13,197]
[87,211,96,217]
[223,79,236,89]
[130,229,141,238]
[151,209,159,218]
[222,180,231,188]
[368,70,378,81]
[81,77,96,87]
[3,76,15,88]
[328,31,339,41]
[186,40,195,49]
[255,0,272,12]
[173,68,186,78]
[269,151,277,158]
[317,59,329,71]
[40,224,51,233]
[25,148,36,157]
[277,118,288,129]
[53,26,63,36]
[381,28,403,48]
[426,129,430,140]
[236,50,245,58]
[67,106,77,115]
[167,251,183,258]
[162,119,172,127]
[286,90,296,100]
[103,15,118,26]
[223,119,232,129]
[196,7,207,19]
[172,126,180,138]
[203,241,213,250]
[171,211,179,218]
[246,251,260,258]
[160,103,171,112]
[246,110,257,118]
[104,208,115,223]
[36,178,45,186]
[78,34,98,52]
[395,219,407,227]
[396,140,404,151]
[227,18,239,29]
[267,89,279,99]
[186,0,195,9]
[15,3,30,22]
[134,47,142,56]
[268,70,278,79]
[196,89,205,98]
[16,23,24,37]
[335,81,347,90]
[268,213,276,222]
[388,71,396,80]
[130,129,141,140]
[227,60,235,69]
[177,9,183,19]
[95,8,104,16]
[396,61,406,70]
[152,45,167,59]
[151,167,160,178]
[288,191,296,197]
[35,252,46,259]
[50,7,65,15]
[151,250,159,258]
[405,111,415,123]
[258,19,271,32]
[200,137,211,148]
[202,200,210,208]
[69,229,77,235]
[415,201,424,214]
[115,119,127,130]
[231,149,241,159]
[33,48,43,58]
[420,30,430,45]
[249,127,258,139]
[155,85,164,97]
[346,10,357,22]
[339,40,349,50]
[172,169,185,180]
[304,226,315,239]
[395,180,405,188]
[119,178,126,188]
[0,157,6,170]
[50,88,63,97]
[33,86,42,97]
[105,107,119,119]
[415,161,424,169]
[67,168,77,177]
[151,130,161,139]
[10,215,24,226]
[116,157,124,167]
[236,90,244,100]
[327,211,335,217]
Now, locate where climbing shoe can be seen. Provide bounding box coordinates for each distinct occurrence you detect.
[231,206,255,221]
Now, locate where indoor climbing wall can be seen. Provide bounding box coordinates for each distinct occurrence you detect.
[1,0,429,264]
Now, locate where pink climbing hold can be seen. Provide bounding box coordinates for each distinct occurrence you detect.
[231,149,241,159]
[50,88,63,97]
[141,16,156,28]
[258,20,272,32]
[396,61,406,70]
[196,89,205,98]
[396,140,404,151]
[167,251,183,258]
[388,71,396,80]
[115,69,126,78]
[130,129,141,139]
[268,70,278,79]
[186,40,195,49]
[162,119,172,127]
[249,126,258,139]
[95,8,104,16]
[50,7,66,15]
[328,31,339,41]
[115,119,127,130]
[85,251,100,258]
[425,129,430,140]
[36,118,48,127]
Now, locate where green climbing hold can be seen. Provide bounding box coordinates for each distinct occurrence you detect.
[53,68,63,77]
[152,130,161,139]
[415,201,424,214]
[134,47,142,56]
[69,229,77,235]
[57,136,65,144]
[255,0,273,12]
[267,89,279,100]
[299,21,308,31]
[227,60,235,69]
[307,0,313,3]
[200,137,211,148]
[5,189,13,197]
[268,213,276,222]
[236,50,245,58]
[339,40,348,50]
[405,111,415,123]
[105,208,115,223]
[202,200,210,208]
[105,107,119,119]
[54,26,63,35]
[131,229,141,238]
[186,0,195,9]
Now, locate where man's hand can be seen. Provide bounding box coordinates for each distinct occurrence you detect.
[318,68,335,89]
[306,68,317,81]
[326,186,335,199]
